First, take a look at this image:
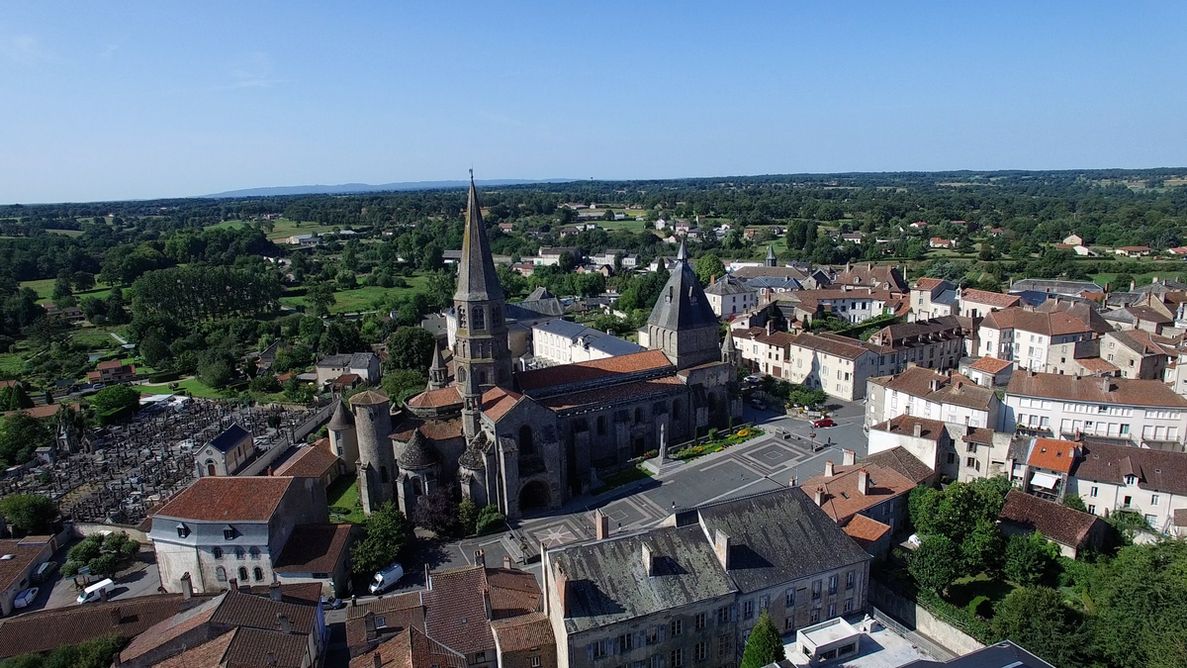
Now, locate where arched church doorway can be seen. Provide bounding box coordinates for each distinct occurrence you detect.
[519,480,551,511]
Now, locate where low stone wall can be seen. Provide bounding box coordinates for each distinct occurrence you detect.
[869,581,986,657]
[70,521,149,544]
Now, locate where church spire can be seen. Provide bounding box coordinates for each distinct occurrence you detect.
[427,339,448,390]
[454,173,504,303]
[765,245,777,267]
[676,239,688,263]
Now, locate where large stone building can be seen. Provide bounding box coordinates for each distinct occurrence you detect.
[339,177,739,519]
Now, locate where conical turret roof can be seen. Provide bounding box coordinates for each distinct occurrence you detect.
[647,242,719,331]
[453,173,504,303]
[328,399,354,429]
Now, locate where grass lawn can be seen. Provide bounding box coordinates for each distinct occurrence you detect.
[18,278,113,304]
[1090,271,1174,290]
[327,477,366,524]
[946,573,1016,619]
[0,351,25,376]
[592,465,653,495]
[140,377,227,399]
[70,326,127,351]
[281,276,431,314]
[597,218,650,233]
[265,218,329,241]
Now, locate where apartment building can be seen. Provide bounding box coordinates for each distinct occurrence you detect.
[704,274,758,317]
[865,316,969,373]
[782,333,881,401]
[978,307,1100,372]
[867,414,1009,483]
[1004,371,1187,449]
[542,488,871,668]
[531,319,644,364]
[865,365,1003,431]
[1099,329,1175,380]
[908,279,958,322]
[958,288,1021,319]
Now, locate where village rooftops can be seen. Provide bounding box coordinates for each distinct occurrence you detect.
[862,446,934,485]
[788,332,872,360]
[1026,438,1079,474]
[960,288,1022,309]
[967,356,1013,374]
[999,490,1101,549]
[514,349,673,393]
[349,627,466,668]
[1072,439,1187,496]
[316,352,379,369]
[872,366,996,410]
[870,415,946,442]
[980,307,1098,336]
[273,523,353,575]
[800,463,917,523]
[153,476,297,522]
[1007,371,1187,408]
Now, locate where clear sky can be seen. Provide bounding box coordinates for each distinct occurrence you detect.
[2,2,1186,203]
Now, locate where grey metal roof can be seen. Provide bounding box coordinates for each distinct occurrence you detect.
[207,423,250,453]
[705,275,755,297]
[646,244,720,331]
[696,487,871,594]
[533,319,644,356]
[553,524,737,633]
[453,177,505,303]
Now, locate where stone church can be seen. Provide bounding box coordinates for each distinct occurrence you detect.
[329,176,740,519]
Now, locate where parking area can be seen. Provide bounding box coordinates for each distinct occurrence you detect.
[9,545,162,617]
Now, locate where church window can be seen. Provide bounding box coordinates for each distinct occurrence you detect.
[457,367,467,382]
[253,567,264,582]
[238,566,249,582]
[472,306,485,331]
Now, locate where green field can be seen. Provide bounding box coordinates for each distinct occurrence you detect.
[18,278,113,304]
[0,352,25,376]
[69,326,127,351]
[267,218,329,241]
[1090,272,1174,290]
[140,377,228,399]
[281,275,430,314]
[327,478,365,524]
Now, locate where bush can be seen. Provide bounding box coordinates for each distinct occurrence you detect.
[412,487,460,537]
[1004,533,1059,586]
[910,535,962,594]
[458,498,479,537]
[474,505,506,536]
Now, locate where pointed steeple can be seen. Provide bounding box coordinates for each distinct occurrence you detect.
[646,239,721,369]
[676,240,688,263]
[454,173,504,302]
[428,340,448,390]
[721,327,739,365]
[765,245,777,267]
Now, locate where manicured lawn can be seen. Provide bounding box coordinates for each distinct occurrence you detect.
[18,278,113,304]
[596,218,650,233]
[592,465,653,495]
[70,326,127,351]
[281,276,431,314]
[327,477,366,524]
[140,377,227,399]
[266,218,329,241]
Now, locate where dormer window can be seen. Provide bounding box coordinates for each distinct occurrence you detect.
[1124,474,1137,486]
[176,523,190,538]
[223,526,238,541]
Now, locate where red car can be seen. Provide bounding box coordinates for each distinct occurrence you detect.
[811,417,836,428]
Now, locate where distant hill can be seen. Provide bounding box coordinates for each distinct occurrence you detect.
[203,178,577,198]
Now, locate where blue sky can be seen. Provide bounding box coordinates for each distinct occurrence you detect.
[2,2,1186,203]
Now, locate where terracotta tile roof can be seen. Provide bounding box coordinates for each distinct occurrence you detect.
[153,629,236,668]
[391,417,464,443]
[789,332,872,360]
[209,588,318,635]
[752,330,799,349]
[961,288,1021,309]
[981,307,1095,336]
[999,490,1101,548]
[1072,440,1187,496]
[1027,438,1078,474]
[153,477,296,522]
[968,356,1013,374]
[480,386,522,422]
[0,536,50,594]
[345,592,426,650]
[273,445,340,478]
[862,447,934,484]
[244,582,324,604]
[1007,371,1187,408]
[1074,357,1120,373]
[405,386,462,410]
[221,626,310,667]
[964,427,995,445]
[514,349,673,392]
[490,612,554,652]
[119,595,221,662]
[273,523,353,574]
[913,278,947,291]
[537,375,685,411]
[349,627,466,668]
[870,415,946,442]
[841,513,892,546]
[1109,329,1178,356]
[877,366,995,410]
[350,390,391,407]
[800,463,917,523]
[485,567,543,619]
[424,566,495,654]
[0,594,203,659]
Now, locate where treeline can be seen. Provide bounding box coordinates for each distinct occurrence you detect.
[130,265,281,324]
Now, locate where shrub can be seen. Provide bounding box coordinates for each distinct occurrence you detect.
[474,505,506,536]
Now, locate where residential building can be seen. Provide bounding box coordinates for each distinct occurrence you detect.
[532,247,580,267]
[530,319,644,365]
[87,359,136,384]
[1114,245,1153,257]
[978,307,1101,372]
[1009,278,1104,298]
[1100,329,1175,380]
[774,287,906,326]
[194,423,255,478]
[542,488,871,668]
[866,365,1003,431]
[908,278,958,321]
[272,524,354,596]
[832,262,908,292]
[783,332,881,401]
[865,316,969,372]
[1004,371,1187,448]
[704,274,758,317]
[958,288,1021,318]
[150,476,330,594]
[998,489,1108,558]
[867,415,1008,483]
[0,536,55,617]
[960,356,1014,387]
[799,451,918,557]
[315,352,381,386]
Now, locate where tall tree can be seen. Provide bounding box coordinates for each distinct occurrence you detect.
[0,493,58,535]
[385,327,437,371]
[740,611,785,668]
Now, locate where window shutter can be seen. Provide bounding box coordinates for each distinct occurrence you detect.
[586,644,594,660]
[730,604,738,622]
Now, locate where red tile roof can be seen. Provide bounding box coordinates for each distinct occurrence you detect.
[153,477,295,522]
[480,387,522,422]
[800,463,917,523]
[870,415,946,442]
[1008,371,1187,408]
[982,307,1095,336]
[842,513,892,545]
[490,612,554,652]
[537,375,685,411]
[152,629,236,668]
[1027,438,1078,474]
[406,386,462,410]
[391,418,464,443]
[349,627,466,668]
[0,537,50,594]
[968,356,1012,374]
[273,445,339,479]
[424,567,495,654]
[515,349,673,392]
[273,523,353,574]
[999,489,1101,548]
[961,288,1021,309]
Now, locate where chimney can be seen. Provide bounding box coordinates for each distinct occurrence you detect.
[842,449,856,465]
[276,613,292,635]
[641,542,656,576]
[372,651,382,668]
[180,572,193,600]
[712,529,731,570]
[424,564,432,591]
[540,543,550,618]
[766,320,774,336]
[594,508,610,540]
[814,487,825,506]
[857,469,870,495]
[912,422,923,438]
[824,460,835,476]
[109,606,122,625]
[269,580,282,602]
[502,555,513,569]
[474,549,486,567]
[929,379,941,392]
[364,613,378,641]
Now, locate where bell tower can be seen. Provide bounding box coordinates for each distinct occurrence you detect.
[453,172,512,440]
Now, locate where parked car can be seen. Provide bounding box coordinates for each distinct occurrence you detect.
[77,578,114,604]
[13,587,38,609]
[321,596,346,610]
[811,417,836,428]
[369,563,405,595]
[32,561,58,583]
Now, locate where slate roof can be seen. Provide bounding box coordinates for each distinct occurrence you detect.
[1007,371,1187,408]
[397,432,436,469]
[646,242,720,332]
[207,423,250,453]
[704,274,755,296]
[696,487,871,594]
[553,523,735,633]
[1072,440,1187,496]
[454,176,505,303]
[328,399,354,429]
[999,490,1101,549]
[273,523,353,574]
[154,476,296,522]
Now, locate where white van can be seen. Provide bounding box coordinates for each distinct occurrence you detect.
[368,563,404,594]
[76,578,114,604]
